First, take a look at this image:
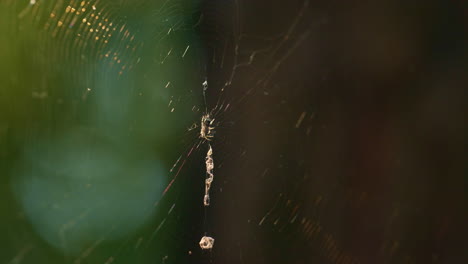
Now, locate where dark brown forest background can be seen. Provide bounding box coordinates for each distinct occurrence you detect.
[209,0,467,263]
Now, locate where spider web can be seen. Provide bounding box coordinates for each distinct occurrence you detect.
[1,0,317,262]
[2,0,465,264]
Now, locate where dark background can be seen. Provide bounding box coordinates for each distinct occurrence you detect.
[207,0,467,263]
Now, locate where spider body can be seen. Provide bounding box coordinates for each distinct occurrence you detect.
[200,114,215,141]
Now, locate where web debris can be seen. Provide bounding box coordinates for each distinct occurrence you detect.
[199,236,215,250]
[203,145,214,206]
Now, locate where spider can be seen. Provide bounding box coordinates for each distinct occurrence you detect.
[200,113,215,141]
